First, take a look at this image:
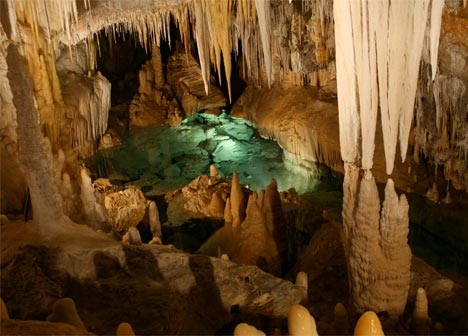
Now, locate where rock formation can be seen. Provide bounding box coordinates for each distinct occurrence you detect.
[116,322,136,336]
[353,311,384,336]
[46,297,87,331]
[233,322,266,336]
[288,304,318,336]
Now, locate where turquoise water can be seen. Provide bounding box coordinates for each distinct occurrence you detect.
[87,113,342,196]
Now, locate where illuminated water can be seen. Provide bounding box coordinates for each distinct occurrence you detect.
[87,112,342,196]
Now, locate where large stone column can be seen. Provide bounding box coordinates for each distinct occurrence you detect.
[6,43,65,232]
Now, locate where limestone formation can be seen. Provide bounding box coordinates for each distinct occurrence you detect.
[288,304,318,336]
[410,288,431,335]
[230,172,246,230]
[46,297,87,331]
[231,192,281,275]
[148,236,162,245]
[1,298,9,320]
[353,311,384,336]
[342,168,411,316]
[6,43,65,232]
[209,164,219,180]
[116,322,136,336]
[233,322,266,336]
[122,227,142,245]
[334,302,349,335]
[208,192,226,218]
[103,187,147,233]
[144,201,162,239]
[295,271,308,290]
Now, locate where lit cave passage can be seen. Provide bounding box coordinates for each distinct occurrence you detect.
[1,1,468,336]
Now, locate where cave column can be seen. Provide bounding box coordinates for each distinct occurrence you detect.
[334,0,434,318]
[6,43,65,232]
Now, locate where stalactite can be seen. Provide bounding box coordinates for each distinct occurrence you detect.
[333,0,360,164]
[254,0,272,87]
[335,0,432,174]
[350,0,378,171]
[430,0,445,81]
[192,0,211,95]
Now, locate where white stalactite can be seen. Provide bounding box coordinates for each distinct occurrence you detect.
[254,0,272,87]
[335,0,432,174]
[193,0,211,95]
[430,0,445,81]
[333,0,360,164]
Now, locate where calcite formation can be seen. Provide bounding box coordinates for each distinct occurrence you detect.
[342,167,412,316]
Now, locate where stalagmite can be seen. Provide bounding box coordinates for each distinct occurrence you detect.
[233,322,265,336]
[46,297,87,331]
[229,191,281,275]
[342,170,411,316]
[353,311,384,336]
[230,172,245,230]
[263,178,286,255]
[224,197,233,223]
[6,43,65,231]
[147,201,161,239]
[288,304,318,336]
[0,298,9,320]
[334,303,349,335]
[410,288,431,335]
[295,271,308,289]
[116,322,136,336]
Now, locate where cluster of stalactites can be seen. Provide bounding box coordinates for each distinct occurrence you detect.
[334,0,445,174]
[7,0,90,43]
[55,0,286,103]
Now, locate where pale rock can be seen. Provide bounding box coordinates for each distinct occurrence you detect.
[288,304,318,336]
[295,271,308,289]
[233,322,265,336]
[342,167,411,316]
[122,227,142,245]
[410,288,431,335]
[353,311,384,336]
[104,187,147,233]
[148,236,162,245]
[220,254,230,261]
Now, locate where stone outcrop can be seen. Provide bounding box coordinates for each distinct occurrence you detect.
[166,49,227,116]
[103,187,147,234]
[129,46,183,129]
[0,221,306,335]
[231,86,342,174]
